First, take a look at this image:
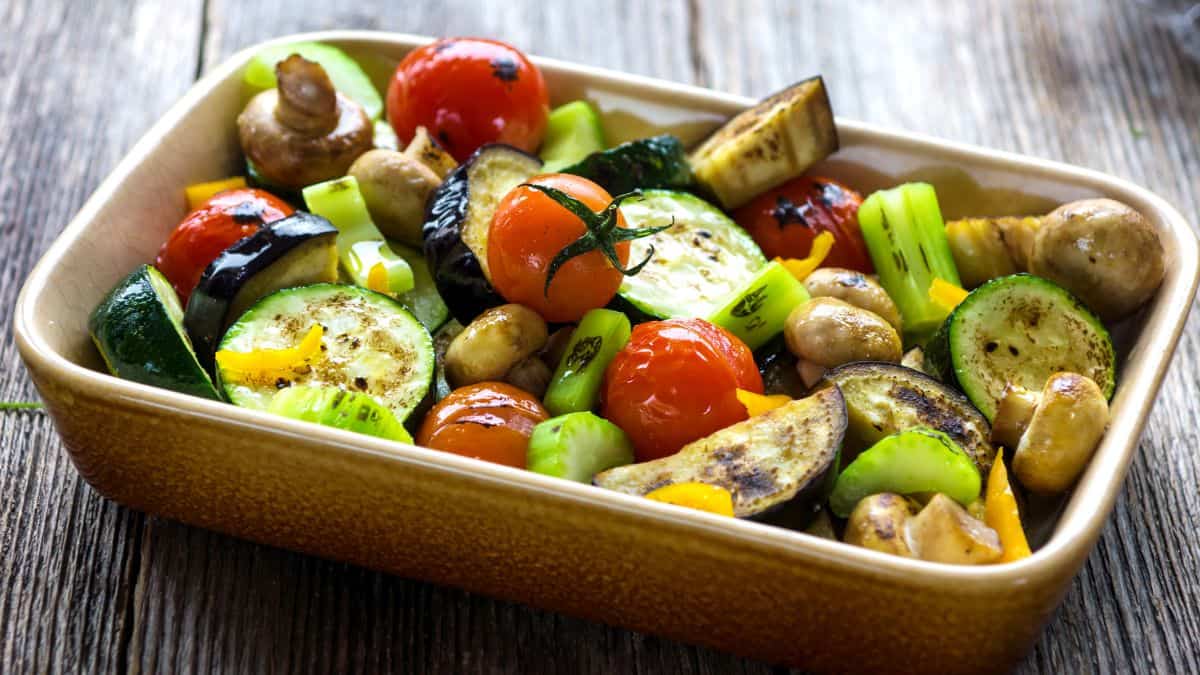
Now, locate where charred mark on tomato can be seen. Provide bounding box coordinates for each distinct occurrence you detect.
[437,129,452,147]
[490,57,519,82]
[229,200,266,224]
[814,180,849,209]
[771,196,813,228]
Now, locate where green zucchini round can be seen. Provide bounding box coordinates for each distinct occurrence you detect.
[218,283,434,424]
[926,273,1115,421]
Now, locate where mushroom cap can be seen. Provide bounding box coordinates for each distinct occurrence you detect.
[843,492,916,558]
[1029,198,1164,321]
[348,149,442,246]
[237,88,373,190]
[1012,372,1109,494]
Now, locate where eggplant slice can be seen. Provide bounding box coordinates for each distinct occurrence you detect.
[185,211,339,369]
[822,361,994,476]
[594,386,846,518]
[422,144,543,324]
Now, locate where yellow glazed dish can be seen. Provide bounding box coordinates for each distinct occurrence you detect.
[14,32,1199,674]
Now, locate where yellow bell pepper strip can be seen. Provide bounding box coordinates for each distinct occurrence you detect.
[215,324,325,382]
[736,388,791,417]
[929,277,970,313]
[777,231,835,281]
[185,176,248,210]
[985,449,1032,562]
[367,261,390,294]
[645,482,735,517]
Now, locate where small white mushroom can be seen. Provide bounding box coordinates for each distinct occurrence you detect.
[444,304,548,390]
[803,267,902,331]
[843,492,916,557]
[784,297,902,368]
[348,149,442,246]
[1012,372,1110,494]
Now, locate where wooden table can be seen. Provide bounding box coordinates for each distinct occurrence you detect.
[3,1,1198,672]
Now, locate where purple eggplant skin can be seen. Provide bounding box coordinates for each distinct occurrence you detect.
[184,211,338,371]
[422,144,542,325]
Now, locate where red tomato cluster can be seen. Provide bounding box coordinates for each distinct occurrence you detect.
[155,188,292,303]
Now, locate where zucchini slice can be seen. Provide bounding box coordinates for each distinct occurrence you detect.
[560,135,692,195]
[218,283,434,423]
[926,274,1115,421]
[594,386,845,518]
[689,76,838,210]
[185,212,340,370]
[616,190,766,319]
[823,361,994,476]
[89,265,221,400]
[268,385,412,443]
[423,144,543,324]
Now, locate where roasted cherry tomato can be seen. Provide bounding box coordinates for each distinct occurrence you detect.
[734,176,871,272]
[601,318,763,461]
[416,382,549,468]
[488,173,631,323]
[387,37,549,162]
[155,188,292,303]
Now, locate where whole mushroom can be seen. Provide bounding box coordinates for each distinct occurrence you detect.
[443,304,550,396]
[1029,198,1165,321]
[237,55,374,190]
[1011,372,1110,494]
[348,149,442,246]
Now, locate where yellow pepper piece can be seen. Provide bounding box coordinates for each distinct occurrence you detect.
[645,482,735,517]
[185,176,247,210]
[777,231,836,281]
[985,449,1032,562]
[367,261,390,294]
[215,324,324,381]
[929,277,970,312]
[736,389,791,417]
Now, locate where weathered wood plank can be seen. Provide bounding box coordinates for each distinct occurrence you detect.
[0,1,204,674]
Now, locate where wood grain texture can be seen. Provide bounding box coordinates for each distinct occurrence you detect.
[2,0,1198,673]
[0,1,203,674]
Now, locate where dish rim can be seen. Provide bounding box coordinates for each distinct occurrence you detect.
[14,29,1199,590]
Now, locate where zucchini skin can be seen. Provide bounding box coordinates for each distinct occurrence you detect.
[185,212,338,370]
[561,135,693,195]
[90,265,221,400]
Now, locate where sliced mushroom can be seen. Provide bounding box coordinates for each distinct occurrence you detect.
[444,304,549,393]
[803,268,902,331]
[990,384,1041,450]
[1012,372,1110,494]
[843,492,916,557]
[900,346,927,374]
[907,493,1002,565]
[237,55,374,190]
[348,149,442,246]
[1030,198,1165,321]
[784,297,902,368]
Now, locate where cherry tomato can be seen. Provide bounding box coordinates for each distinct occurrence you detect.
[416,382,549,468]
[155,188,292,303]
[387,37,549,162]
[488,173,630,323]
[601,318,763,461]
[734,176,871,272]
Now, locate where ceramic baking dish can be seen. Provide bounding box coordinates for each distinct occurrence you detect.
[14,31,1198,674]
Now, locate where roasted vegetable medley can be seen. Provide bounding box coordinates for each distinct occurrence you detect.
[89,38,1167,566]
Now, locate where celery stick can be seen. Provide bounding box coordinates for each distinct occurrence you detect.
[707,261,811,350]
[858,182,960,344]
[527,412,634,482]
[544,309,631,416]
[303,176,414,296]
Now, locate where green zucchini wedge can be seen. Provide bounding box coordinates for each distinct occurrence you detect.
[561,135,692,195]
[423,144,543,324]
[616,190,766,319]
[185,212,340,370]
[268,385,413,443]
[89,265,221,400]
[593,386,846,518]
[925,273,1115,422]
[217,283,434,424]
[822,361,993,476]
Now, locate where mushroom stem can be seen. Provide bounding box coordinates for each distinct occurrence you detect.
[274,54,338,136]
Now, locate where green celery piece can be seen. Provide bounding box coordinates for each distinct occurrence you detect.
[544,309,631,416]
[828,427,980,518]
[244,41,383,120]
[268,385,412,443]
[707,261,811,350]
[858,182,960,344]
[540,101,607,172]
[527,412,634,482]
[303,176,415,296]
